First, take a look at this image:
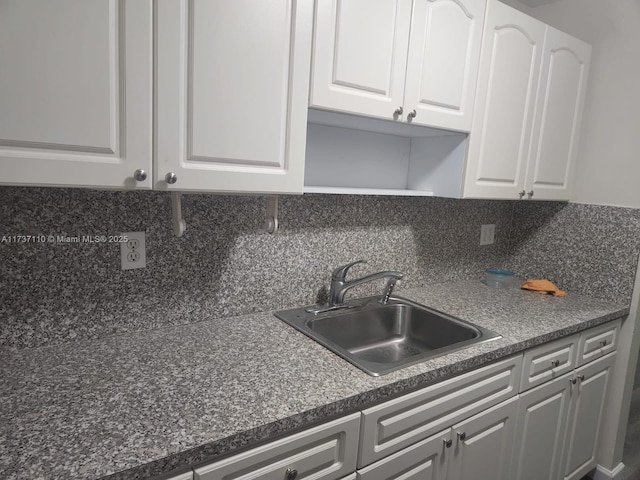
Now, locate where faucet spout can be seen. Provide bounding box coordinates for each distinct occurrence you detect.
[328,260,403,307]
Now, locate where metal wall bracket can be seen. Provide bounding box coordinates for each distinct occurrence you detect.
[171,192,186,237]
[265,196,279,234]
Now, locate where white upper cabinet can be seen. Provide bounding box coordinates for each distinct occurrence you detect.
[404,0,486,131]
[309,0,485,132]
[463,0,546,199]
[155,0,313,194]
[310,0,412,121]
[463,0,591,200]
[1,0,591,200]
[0,0,152,189]
[525,27,591,201]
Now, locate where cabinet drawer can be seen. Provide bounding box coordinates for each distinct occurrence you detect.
[358,355,522,467]
[520,334,578,392]
[577,320,620,366]
[356,429,450,480]
[194,413,360,480]
[167,473,194,480]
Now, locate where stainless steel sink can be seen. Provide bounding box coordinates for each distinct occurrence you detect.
[275,297,501,376]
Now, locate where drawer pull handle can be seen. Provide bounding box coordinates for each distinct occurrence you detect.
[600,340,608,347]
[285,468,298,480]
[551,360,560,367]
[165,172,178,184]
[457,431,466,441]
[133,169,147,182]
[443,438,452,448]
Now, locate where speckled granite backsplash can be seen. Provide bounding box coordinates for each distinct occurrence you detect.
[508,201,640,302]
[2,187,639,350]
[1,187,515,350]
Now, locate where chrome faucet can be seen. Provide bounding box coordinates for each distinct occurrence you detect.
[329,260,403,307]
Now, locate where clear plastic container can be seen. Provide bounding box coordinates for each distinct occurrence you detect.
[483,268,518,288]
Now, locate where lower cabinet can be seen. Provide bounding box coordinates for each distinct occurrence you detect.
[358,356,522,467]
[193,413,360,480]
[447,396,518,480]
[356,396,519,480]
[562,352,616,480]
[182,321,618,480]
[511,352,616,480]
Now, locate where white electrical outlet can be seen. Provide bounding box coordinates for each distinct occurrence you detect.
[480,224,495,246]
[121,231,146,270]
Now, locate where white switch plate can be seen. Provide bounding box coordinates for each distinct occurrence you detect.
[480,224,495,245]
[121,231,146,270]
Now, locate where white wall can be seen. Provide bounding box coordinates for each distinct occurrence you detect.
[501,0,640,208]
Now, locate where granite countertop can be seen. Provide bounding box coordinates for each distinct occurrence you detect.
[0,280,629,480]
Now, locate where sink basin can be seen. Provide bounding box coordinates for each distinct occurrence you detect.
[275,297,501,376]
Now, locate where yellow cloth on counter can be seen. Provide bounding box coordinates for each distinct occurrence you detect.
[521,279,567,297]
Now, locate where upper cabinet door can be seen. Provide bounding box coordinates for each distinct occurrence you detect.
[0,0,152,189]
[525,27,591,201]
[463,0,546,199]
[403,0,486,132]
[309,0,412,121]
[155,0,312,194]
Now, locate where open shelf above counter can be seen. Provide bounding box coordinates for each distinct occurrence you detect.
[303,186,435,197]
[304,109,468,198]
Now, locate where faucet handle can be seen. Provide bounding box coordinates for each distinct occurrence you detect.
[332,259,367,281]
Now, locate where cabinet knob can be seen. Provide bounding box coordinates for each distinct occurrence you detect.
[518,190,526,199]
[165,172,178,184]
[443,438,452,448]
[394,106,403,116]
[408,109,417,119]
[284,468,298,480]
[600,339,608,347]
[551,360,560,368]
[577,374,585,383]
[527,190,534,198]
[570,378,578,385]
[457,431,466,441]
[133,169,147,182]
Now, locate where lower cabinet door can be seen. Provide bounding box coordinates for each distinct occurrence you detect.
[356,429,450,480]
[193,413,360,480]
[447,396,519,480]
[562,352,616,480]
[510,372,572,480]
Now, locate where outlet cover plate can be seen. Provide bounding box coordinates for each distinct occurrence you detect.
[480,224,495,246]
[121,231,146,270]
